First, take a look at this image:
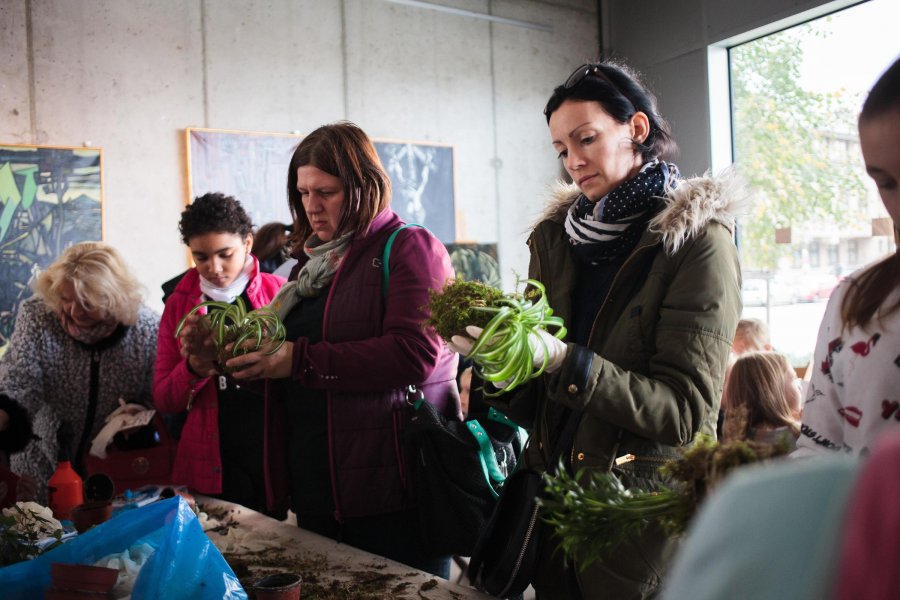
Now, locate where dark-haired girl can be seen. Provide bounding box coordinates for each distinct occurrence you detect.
[153,192,285,514]
[453,61,745,598]
[795,57,900,459]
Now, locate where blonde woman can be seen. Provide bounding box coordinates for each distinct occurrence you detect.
[723,351,801,448]
[0,242,159,502]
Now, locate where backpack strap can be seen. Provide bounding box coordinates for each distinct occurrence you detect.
[382,223,426,299]
[466,420,507,498]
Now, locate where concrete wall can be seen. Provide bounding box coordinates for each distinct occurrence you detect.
[602,0,849,177]
[0,0,598,313]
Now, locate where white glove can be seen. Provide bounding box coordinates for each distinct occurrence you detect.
[447,333,475,357]
[529,327,568,373]
[450,326,568,374]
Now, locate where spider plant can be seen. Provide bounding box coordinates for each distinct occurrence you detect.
[426,278,567,395]
[174,298,286,371]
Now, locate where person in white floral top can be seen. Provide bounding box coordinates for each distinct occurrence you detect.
[794,56,900,458]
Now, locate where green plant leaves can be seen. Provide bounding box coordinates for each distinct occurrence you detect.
[174,298,287,369]
[427,278,567,396]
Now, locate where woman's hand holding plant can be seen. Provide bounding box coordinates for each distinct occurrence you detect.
[427,278,567,396]
[451,325,568,378]
[226,340,294,380]
[177,313,218,377]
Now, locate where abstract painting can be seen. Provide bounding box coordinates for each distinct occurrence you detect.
[0,144,103,355]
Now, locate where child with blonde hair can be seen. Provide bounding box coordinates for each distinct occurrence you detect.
[732,318,772,355]
[723,351,802,448]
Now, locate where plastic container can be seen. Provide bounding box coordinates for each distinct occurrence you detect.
[50,563,118,593]
[48,461,83,521]
[254,573,302,600]
[71,500,113,534]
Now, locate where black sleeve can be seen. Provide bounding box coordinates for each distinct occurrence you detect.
[0,393,35,454]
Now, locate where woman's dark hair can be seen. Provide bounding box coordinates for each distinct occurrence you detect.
[178,192,254,244]
[842,57,900,332]
[860,57,900,122]
[286,121,391,250]
[544,61,678,162]
[252,222,291,272]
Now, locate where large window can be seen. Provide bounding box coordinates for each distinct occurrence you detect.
[729,0,898,367]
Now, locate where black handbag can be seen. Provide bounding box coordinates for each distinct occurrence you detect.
[402,387,523,556]
[467,408,581,598]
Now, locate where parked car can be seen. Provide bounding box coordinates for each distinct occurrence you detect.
[741,277,794,307]
[793,275,839,303]
[742,278,768,307]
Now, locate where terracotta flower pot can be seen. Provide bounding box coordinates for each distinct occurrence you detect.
[50,563,118,593]
[254,573,302,600]
[71,500,113,534]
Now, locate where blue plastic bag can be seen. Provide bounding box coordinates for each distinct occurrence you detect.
[0,497,246,599]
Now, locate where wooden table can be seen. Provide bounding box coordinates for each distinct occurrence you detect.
[197,496,493,600]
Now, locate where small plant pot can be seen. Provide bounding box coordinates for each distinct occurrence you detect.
[83,473,115,502]
[50,563,118,593]
[71,500,113,534]
[254,573,302,600]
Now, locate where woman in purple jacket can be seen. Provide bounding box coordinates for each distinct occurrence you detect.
[227,122,459,578]
[154,193,285,515]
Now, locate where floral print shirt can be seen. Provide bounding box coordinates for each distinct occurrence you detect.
[794,271,900,457]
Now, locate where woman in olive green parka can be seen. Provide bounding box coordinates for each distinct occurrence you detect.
[454,62,745,599]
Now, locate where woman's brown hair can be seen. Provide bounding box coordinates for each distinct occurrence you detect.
[843,58,900,331]
[286,122,391,251]
[724,351,800,441]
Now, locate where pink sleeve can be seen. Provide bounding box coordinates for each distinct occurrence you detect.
[835,431,900,599]
[152,296,211,413]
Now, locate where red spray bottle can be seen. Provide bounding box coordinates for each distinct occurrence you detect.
[48,425,83,521]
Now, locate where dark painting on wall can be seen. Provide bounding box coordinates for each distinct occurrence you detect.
[374,140,456,244]
[445,243,500,288]
[0,144,103,356]
[186,128,301,232]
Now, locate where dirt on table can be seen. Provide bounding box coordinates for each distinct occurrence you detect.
[201,504,456,600]
[223,547,456,599]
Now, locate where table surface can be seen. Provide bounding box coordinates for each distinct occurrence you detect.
[197,496,493,600]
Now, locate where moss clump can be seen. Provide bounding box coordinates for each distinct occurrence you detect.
[424,278,505,340]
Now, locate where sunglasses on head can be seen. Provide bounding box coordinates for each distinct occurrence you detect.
[563,63,615,89]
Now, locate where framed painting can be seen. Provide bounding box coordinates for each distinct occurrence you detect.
[0,143,103,355]
[445,243,500,287]
[374,139,456,244]
[185,127,301,228]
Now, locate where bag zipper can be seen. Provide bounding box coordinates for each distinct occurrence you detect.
[498,502,541,598]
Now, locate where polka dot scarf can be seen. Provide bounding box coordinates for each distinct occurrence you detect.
[564,160,680,264]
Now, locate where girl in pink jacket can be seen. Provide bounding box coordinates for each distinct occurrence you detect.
[153,193,284,514]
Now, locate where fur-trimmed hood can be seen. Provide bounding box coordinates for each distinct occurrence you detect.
[537,167,753,254]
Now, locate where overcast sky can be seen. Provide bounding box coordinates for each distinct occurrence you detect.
[799,0,900,98]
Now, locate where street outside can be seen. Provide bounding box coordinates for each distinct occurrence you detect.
[742,300,829,367]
